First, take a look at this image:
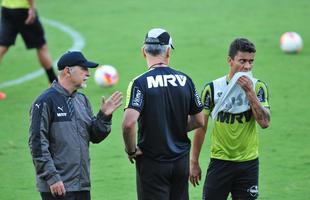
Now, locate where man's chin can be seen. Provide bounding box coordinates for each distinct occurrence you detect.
[77,82,87,89]
[81,83,87,89]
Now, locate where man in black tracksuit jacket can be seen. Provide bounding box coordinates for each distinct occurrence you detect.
[29,51,122,200]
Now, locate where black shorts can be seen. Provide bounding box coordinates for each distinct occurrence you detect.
[135,154,189,200]
[0,7,46,49]
[202,158,259,200]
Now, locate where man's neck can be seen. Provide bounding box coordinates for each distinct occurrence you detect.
[147,59,168,69]
[228,71,235,80]
[58,79,76,95]
[149,62,167,69]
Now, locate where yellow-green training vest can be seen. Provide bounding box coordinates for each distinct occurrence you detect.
[201,75,270,161]
[2,0,30,9]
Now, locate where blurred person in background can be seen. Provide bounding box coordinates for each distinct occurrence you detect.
[0,0,57,100]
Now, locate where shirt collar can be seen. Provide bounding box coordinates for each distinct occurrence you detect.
[52,80,77,97]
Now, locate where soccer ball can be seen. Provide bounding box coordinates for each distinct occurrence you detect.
[94,65,119,87]
[280,32,303,53]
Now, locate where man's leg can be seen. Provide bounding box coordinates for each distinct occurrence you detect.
[202,159,234,200]
[170,154,189,200]
[231,159,259,200]
[136,156,171,200]
[0,45,9,100]
[36,44,57,83]
[0,45,9,62]
[76,191,91,200]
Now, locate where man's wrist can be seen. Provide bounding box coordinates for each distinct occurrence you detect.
[125,147,137,156]
[98,111,112,121]
[46,174,61,186]
[190,159,199,164]
[28,5,35,10]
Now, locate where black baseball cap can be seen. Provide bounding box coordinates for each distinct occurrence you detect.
[144,28,174,49]
[57,51,99,70]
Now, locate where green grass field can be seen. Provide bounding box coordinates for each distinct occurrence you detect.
[0,0,310,199]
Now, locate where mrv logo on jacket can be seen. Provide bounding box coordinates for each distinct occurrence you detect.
[147,74,187,88]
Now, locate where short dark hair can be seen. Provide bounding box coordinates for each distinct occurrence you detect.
[228,38,256,58]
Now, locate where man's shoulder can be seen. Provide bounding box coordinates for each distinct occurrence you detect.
[125,71,149,89]
[166,66,192,78]
[213,75,227,84]
[254,79,269,93]
[35,87,58,102]
[75,92,89,102]
[202,75,226,90]
[31,87,59,110]
[76,91,86,98]
[255,79,268,87]
[131,70,152,81]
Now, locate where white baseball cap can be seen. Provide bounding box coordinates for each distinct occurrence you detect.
[144,28,174,49]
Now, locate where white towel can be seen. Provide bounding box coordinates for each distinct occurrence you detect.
[211,71,256,120]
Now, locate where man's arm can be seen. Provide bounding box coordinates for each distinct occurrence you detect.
[122,108,141,163]
[187,111,205,132]
[246,90,270,128]
[89,91,123,143]
[28,100,65,196]
[25,0,36,24]
[189,114,209,187]
[238,76,270,128]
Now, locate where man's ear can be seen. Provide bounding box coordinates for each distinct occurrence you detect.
[141,47,146,58]
[166,47,171,58]
[65,67,72,76]
[227,56,233,67]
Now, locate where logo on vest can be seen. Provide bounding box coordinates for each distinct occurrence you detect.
[216,110,252,124]
[57,106,64,112]
[57,112,67,117]
[194,89,202,106]
[132,87,142,107]
[147,74,187,88]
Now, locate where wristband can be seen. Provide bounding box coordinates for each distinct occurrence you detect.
[125,147,137,156]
